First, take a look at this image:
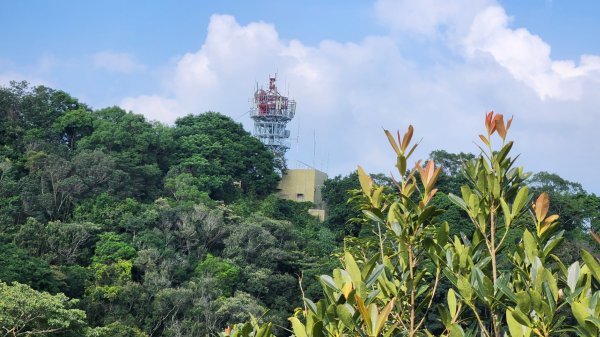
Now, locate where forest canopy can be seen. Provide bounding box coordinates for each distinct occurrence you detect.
[0,82,598,336]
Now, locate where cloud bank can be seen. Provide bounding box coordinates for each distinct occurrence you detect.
[2,0,598,192]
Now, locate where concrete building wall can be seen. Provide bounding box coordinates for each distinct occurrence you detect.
[278,169,328,208]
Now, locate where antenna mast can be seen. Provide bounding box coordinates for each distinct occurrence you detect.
[250,75,296,164]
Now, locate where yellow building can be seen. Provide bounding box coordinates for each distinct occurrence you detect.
[278,169,328,221]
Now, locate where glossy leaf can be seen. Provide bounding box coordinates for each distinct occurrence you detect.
[534,192,550,223]
[448,289,457,319]
[581,249,600,284]
[289,317,308,337]
[384,129,401,155]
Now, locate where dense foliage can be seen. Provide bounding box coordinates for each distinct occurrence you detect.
[0,82,336,336]
[1,82,599,336]
[232,114,600,337]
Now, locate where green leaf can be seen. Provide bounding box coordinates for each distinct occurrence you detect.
[448,193,468,212]
[500,198,511,228]
[357,165,373,196]
[344,251,362,286]
[473,268,493,299]
[437,221,449,247]
[368,303,379,336]
[319,275,340,291]
[506,309,530,337]
[289,317,307,337]
[457,276,472,303]
[529,290,543,313]
[375,299,395,336]
[497,275,518,303]
[512,186,529,218]
[361,253,380,280]
[506,309,523,337]
[542,281,556,315]
[365,264,384,287]
[448,289,457,319]
[542,236,564,257]
[541,269,558,303]
[585,316,600,329]
[305,298,318,314]
[516,291,531,313]
[572,301,591,328]
[311,321,323,337]
[497,141,513,163]
[581,249,600,284]
[255,323,272,337]
[449,324,465,337]
[336,304,355,329]
[523,230,537,263]
[567,262,580,292]
[511,308,532,326]
[241,322,253,337]
[417,205,438,223]
[363,210,383,224]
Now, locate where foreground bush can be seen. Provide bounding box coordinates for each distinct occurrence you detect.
[226,113,600,337]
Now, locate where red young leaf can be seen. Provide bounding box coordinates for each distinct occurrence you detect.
[534,192,550,222]
[591,230,600,245]
[506,115,513,132]
[479,134,490,147]
[402,125,414,152]
[494,114,506,140]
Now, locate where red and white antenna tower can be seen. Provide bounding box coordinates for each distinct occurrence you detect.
[250,75,296,160]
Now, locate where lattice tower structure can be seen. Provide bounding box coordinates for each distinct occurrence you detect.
[250,76,296,158]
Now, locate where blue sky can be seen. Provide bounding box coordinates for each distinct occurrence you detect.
[2,0,600,193]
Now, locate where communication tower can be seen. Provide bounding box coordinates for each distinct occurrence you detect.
[250,75,296,160]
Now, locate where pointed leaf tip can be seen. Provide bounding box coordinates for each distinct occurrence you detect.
[384,129,401,155]
[402,125,414,152]
[479,134,490,147]
[495,114,506,139]
[357,165,373,196]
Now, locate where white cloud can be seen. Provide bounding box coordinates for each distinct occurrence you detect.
[116,6,600,193]
[92,51,145,73]
[463,6,600,100]
[120,95,180,122]
[374,0,493,38]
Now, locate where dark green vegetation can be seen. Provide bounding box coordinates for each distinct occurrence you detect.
[0,82,334,336]
[1,82,598,336]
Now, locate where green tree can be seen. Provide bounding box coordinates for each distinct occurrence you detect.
[52,107,95,151]
[321,172,362,236]
[170,112,279,201]
[77,107,163,200]
[20,152,84,221]
[0,281,87,336]
[92,232,136,264]
[0,157,20,233]
[0,243,59,292]
[215,291,267,328]
[195,254,240,296]
[164,172,210,204]
[15,218,99,265]
[87,322,147,337]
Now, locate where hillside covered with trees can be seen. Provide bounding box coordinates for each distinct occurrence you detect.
[1,82,599,336]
